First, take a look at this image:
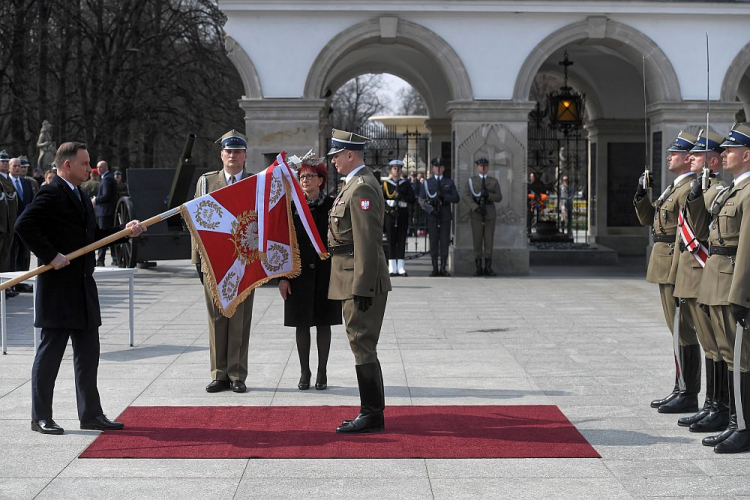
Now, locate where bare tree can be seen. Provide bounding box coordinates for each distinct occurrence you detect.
[329,74,390,131]
[395,86,427,116]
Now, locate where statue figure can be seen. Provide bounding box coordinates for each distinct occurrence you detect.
[36,120,56,171]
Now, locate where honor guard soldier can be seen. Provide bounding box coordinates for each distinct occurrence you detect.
[0,150,18,298]
[673,131,730,430]
[327,129,391,433]
[419,157,459,276]
[689,123,750,453]
[462,157,503,276]
[192,130,254,394]
[382,159,415,276]
[634,131,698,412]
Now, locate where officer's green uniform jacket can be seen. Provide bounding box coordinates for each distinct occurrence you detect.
[692,175,750,307]
[328,167,391,300]
[634,174,694,285]
[462,175,503,221]
[673,176,728,299]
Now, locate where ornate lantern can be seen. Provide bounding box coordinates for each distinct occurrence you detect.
[547,52,586,134]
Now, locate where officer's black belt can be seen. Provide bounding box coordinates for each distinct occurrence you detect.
[708,245,737,256]
[652,234,675,243]
[329,244,354,255]
[680,241,707,253]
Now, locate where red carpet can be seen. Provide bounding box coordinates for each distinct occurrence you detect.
[80,405,599,459]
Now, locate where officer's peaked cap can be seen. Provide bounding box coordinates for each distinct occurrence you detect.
[215,129,248,150]
[667,131,698,152]
[388,159,404,167]
[475,157,489,166]
[0,150,9,161]
[430,157,444,167]
[689,130,725,154]
[327,129,370,156]
[721,123,750,148]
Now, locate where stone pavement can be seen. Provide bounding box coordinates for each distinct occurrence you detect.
[2,257,750,499]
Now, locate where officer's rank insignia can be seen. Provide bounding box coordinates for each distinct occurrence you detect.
[726,202,734,206]
[360,199,370,210]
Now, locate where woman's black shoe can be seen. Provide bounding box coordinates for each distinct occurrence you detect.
[315,373,327,390]
[298,370,311,390]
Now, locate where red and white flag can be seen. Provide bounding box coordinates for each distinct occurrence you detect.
[181,152,328,317]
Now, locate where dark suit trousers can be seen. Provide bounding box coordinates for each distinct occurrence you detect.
[428,216,450,267]
[10,234,30,272]
[31,327,103,421]
[96,215,115,263]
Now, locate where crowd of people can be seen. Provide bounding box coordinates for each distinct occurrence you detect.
[636,124,750,454]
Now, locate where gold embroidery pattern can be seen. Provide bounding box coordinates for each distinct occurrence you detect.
[262,242,288,273]
[221,271,240,302]
[230,210,261,265]
[194,199,223,230]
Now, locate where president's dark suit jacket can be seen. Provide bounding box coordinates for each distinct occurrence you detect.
[15,176,120,329]
[94,171,118,218]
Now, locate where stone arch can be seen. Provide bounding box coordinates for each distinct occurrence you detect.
[721,42,750,103]
[304,18,473,103]
[224,35,262,99]
[513,18,681,103]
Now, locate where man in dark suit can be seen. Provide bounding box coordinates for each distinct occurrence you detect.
[91,160,118,266]
[8,156,38,292]
[15,142,146,435]
[419,157,460,276]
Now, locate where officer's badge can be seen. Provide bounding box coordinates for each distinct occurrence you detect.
[360,199,370,210]
[726,202,734,206]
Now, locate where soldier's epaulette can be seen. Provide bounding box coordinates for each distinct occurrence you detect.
[200,170,223,179]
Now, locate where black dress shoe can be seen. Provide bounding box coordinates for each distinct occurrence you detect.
[298,370,311,390]
[206,380,230,393]
[651,389,679,408]
[440,268,450,277]
[96,261,105,267]
[231,380,246,393]
[80,414,124,431]
[678,408,710,427]
[5,288,19,298]
[315,373,327,390]
[714,429,750,454]
[16,284,33,293]
[31,419,64,435]
[690,409,729,433]
[657,394,698,414]
[429,269,440,277]
[336,412,384,433]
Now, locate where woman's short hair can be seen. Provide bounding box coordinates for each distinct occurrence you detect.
[300,162,327,184]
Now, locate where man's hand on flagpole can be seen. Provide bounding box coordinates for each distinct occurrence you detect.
[126,220,147,237]
[50,253,70,270]
[279,279,291,300]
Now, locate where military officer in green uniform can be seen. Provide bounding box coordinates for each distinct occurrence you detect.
[689,123,750,453]
[192,130,254,394]
[462,157,503,276]
[0,150,18,298]
[327,129,391,433]
[634,131,699,412]
[673,131,730,431]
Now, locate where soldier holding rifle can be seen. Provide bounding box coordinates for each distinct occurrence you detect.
[634,131,698,413]
[382,159,414,277]
[419,157,459,277]
[462,157,502,277]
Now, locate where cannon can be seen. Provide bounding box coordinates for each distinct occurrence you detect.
[111,134,210,267]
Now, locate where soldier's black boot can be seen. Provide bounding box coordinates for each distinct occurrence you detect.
[484,259,497,277]
[440,260,450,277]
[691,359,730,432]
[430,257,440,277]
[679,357,714,427]
[714,371,750,454]
[474,259,484,276]
[651,355,681,408]
[703,371,737,446]
[336,362,385,434]
[659,344,701,413]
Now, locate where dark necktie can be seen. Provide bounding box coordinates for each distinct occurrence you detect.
[13,178,22,199]
[437,176,443,197]
[481,176,486,191]
[229,175,236,185]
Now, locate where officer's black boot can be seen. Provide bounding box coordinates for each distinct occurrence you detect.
[336,363,384,433]
[703,370,737,446]
[691,359,730,432]
[474,259,484,277]
[440,259,450,277]
[484,259,497,277]
[714,371,750,453]
[679,357,714,426]
[659,344,701,413]
[651,355,681,408]
[430,257,440,277]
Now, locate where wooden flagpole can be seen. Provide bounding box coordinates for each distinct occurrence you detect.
[0,206,182,292]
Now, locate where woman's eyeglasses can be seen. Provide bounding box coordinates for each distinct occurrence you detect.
[299,174,320,180]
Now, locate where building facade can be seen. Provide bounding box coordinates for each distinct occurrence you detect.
[218,0,750,274]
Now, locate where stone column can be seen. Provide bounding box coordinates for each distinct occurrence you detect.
[447,100,536,275]
[239,98,327,172]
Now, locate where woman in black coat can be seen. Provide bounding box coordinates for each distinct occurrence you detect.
[279,160,341,390]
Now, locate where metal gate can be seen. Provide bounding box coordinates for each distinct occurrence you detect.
[324,123,431,258]
[527,105,589,244]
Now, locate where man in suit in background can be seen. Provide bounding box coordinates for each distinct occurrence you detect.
[0,150,19,298]
[8,156,38,292]
[419,157,460,277]
[328,128,391,433]
[193,130,254,394]
[15,142,146,435]
[91,160,117,266]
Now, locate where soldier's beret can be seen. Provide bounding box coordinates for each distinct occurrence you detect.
[667,131,698,152]
[328,129,370,156]
[721,123,750,148]
[215,129,248,150]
